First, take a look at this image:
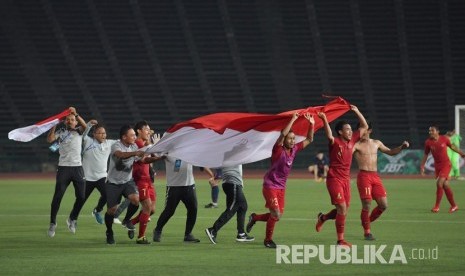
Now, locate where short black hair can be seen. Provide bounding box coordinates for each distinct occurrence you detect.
[134,120,149,131]
[92,124,105,132]
[119,124,133,139]
[430,125,440,131]
[335,120,349,134]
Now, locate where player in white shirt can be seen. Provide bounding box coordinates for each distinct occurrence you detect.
[152,157,200,243]
[46,107,88,237]
[77,122,117,224]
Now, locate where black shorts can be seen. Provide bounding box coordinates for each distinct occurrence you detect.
[106,180,138,208]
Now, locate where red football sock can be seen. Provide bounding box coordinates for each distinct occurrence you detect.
[265,216,278,241]
[138,212,150,238]
[336,213,345,241]
[361,209,370,235]
[444,186,456,206]
[131,212,141,225]
[435,187,444,207]
[254,213,270,222]
[369,206,384,222]
[323,209,337,221]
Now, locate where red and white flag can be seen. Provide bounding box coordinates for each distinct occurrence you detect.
[8,109,72,142]
[146,97,351,168]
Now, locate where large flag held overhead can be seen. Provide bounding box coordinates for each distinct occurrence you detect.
[146,97,352,168]
[8,109,72,142]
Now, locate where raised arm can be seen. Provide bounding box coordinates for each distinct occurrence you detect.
[47,125,57,143]
[379,140,410,156]
[301,113,315,149]
[82,119,98,138]
[151,132,161,145]
[68,107,87,130]
[317,112,334,144]
[351,105,368,136]
[276,112,299,146]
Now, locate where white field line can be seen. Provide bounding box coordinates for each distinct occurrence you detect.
[1,214,464,224]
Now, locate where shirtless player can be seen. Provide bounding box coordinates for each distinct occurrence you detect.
[353,122,409,240]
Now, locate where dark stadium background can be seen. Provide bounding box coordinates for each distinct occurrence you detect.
[1,0,464,172]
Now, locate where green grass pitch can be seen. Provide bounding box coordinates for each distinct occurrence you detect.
[0,177,464,275]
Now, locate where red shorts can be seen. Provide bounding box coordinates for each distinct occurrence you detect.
[435,164,452,180]
[356,171,387,200]
[135,179,156,202]
[263,187,285,214]
[326,177,351,207]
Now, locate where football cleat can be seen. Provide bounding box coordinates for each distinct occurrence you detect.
[449,205,459,213]
[246,213,256,233]
[315,212,325,232]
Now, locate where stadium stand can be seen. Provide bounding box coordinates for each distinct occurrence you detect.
[0,0,463,171]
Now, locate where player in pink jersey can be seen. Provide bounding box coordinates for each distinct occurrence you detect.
[246,112,315,248]
[420,125,465,213]
[315,105,368,247]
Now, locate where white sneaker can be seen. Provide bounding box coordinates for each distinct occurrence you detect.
[66,218,77,234]
[113,218,122,224]
[47,223,57,238]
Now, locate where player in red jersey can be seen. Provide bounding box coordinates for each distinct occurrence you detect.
[130,121,164,244]
[420,125,465,213]
[315,105,368,247]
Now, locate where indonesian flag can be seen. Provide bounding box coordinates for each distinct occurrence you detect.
[8,109,72,142]
[146,97,351,168]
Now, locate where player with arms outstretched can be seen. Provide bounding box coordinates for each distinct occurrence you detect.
[353,121,409,240]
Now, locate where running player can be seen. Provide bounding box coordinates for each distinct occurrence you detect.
[104,125,145,244]
[130,121,163,244]
[246,112,315,248]
[46,107,88,237]
[353,121,409,240]
[420,125,465,213]
[315,105,368,247]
